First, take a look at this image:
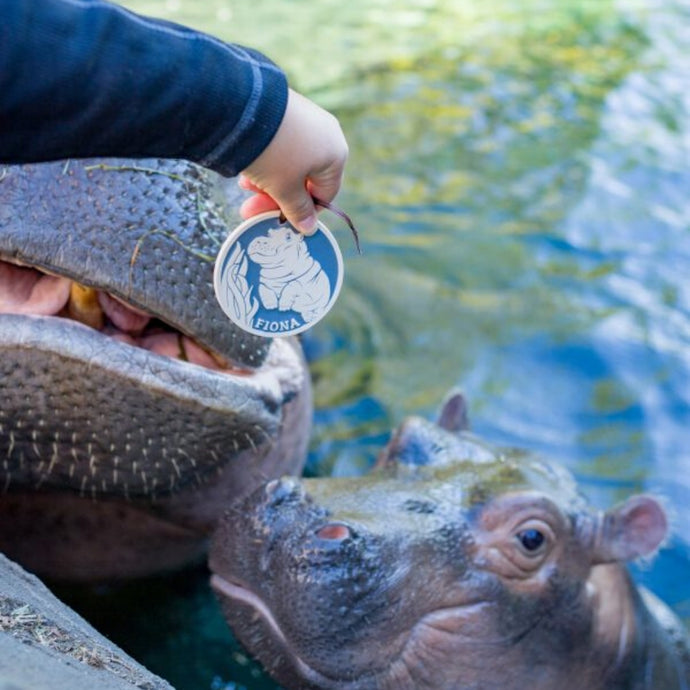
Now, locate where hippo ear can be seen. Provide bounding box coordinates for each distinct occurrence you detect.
[437,390,469,432]
[591,495,668,564]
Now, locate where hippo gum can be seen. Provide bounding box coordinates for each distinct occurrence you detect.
[210,394,690,690]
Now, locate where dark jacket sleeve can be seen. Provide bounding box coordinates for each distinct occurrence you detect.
[0,0,288,177]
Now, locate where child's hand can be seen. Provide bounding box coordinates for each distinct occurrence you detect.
[239,88,348,234]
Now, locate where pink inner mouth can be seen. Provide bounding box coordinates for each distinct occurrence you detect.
[0,259,250,374]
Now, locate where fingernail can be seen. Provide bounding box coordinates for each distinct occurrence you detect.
[297,215,318,235]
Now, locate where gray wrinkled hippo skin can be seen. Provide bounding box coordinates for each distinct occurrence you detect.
[0,159,311,580]
[210,394,690,690]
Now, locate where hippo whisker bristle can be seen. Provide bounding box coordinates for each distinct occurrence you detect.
[253,425,273,444]
[48,446,58,474]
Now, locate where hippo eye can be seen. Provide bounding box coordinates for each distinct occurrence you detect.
[517,528,545,553]
[315,523,352,541]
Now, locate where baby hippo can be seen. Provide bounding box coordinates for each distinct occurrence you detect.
[210,395,690,690]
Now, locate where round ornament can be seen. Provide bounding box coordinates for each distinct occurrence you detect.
[213,211,344,337]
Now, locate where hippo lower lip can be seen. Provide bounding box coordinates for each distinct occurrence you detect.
[0,306,303,498]
[211,574,288,643]
[210,573,331,686]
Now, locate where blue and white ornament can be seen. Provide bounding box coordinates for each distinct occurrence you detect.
[214,211,343,337]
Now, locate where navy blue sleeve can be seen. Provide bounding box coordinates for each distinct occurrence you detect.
[0,0,288,176]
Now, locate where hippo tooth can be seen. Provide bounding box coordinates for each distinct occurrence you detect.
[66,283,105,330]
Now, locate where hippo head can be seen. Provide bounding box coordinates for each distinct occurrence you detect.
[247,226,306,268]
[210,395,668,690]
[0,160,312,580]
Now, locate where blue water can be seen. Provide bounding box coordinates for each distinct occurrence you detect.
[58,0,690,687]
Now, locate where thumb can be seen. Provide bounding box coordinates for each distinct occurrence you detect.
[272,184,318,235]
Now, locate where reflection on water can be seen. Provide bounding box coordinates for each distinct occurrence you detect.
[65,0,690,687]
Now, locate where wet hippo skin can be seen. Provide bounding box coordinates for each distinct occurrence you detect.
[210,394,690,690]
[0,159,312,581]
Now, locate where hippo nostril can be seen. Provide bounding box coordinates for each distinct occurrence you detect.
[264,477,305,505]
[315,523,352,541]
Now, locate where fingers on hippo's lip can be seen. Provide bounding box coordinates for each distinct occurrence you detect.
[0,261,71,315]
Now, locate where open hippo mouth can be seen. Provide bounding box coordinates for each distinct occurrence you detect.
[0,159,310,501]
[0,258,254,370]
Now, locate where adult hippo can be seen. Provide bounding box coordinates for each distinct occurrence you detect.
[210,394,690,690]
[0,158,311,581]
